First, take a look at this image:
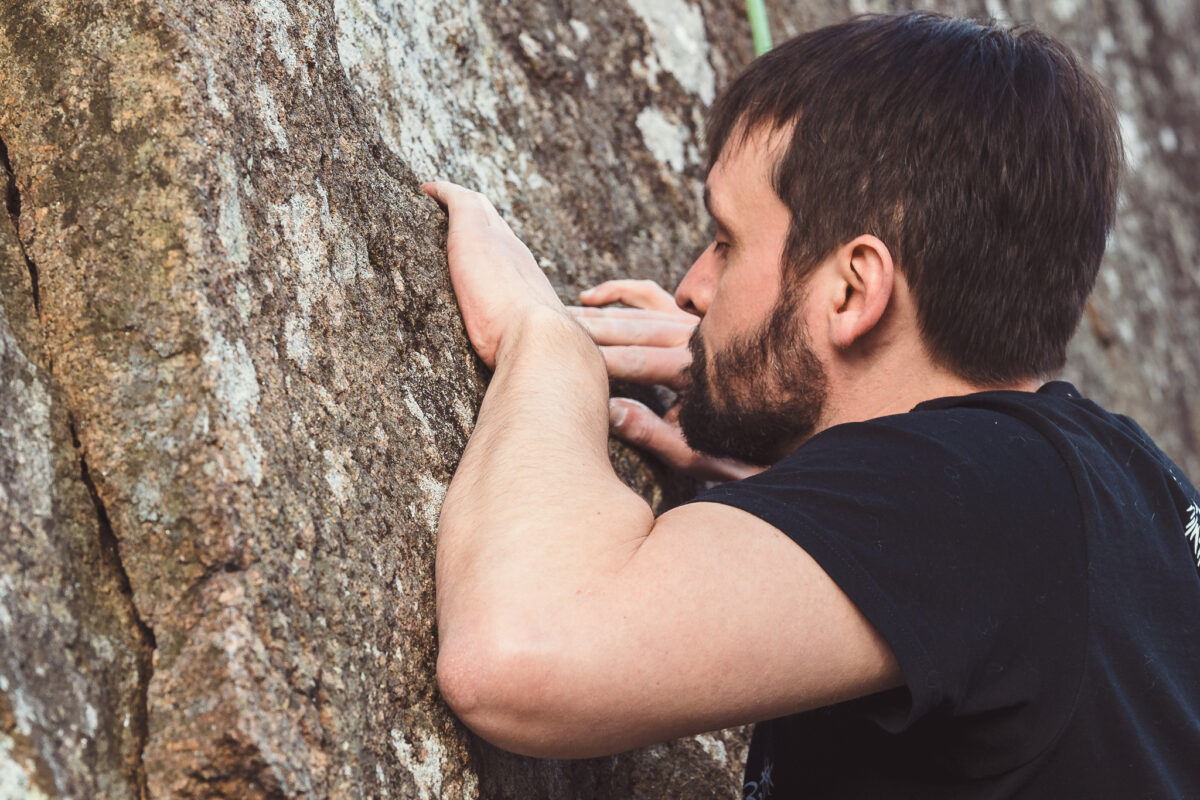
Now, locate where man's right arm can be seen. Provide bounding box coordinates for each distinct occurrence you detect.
[426,185,901,758]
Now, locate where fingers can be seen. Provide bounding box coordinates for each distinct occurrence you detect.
[579,279,683,314]
[567,305,688,323]
[607,398,763,482]
[420,181,565,367]
[599,344,692,388]
[421,181,513,234]
[608,397,696,463]
[567,305,696,387]
[570,312,696,347]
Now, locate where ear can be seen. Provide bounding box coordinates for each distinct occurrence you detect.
[826,235,894,350]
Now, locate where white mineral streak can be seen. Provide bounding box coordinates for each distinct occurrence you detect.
[276,192,329,317]
[132,479,163,523]
[695,732,728,767]
[254,80,290,150]
[332,0,524,207]
[216,151,250,272]
[636,106,690,172]
[273,190,327,369]
[332,224,370,286]
[0,684,72,800]
[568,18,591,41]
[205,330,265,485]
[983,0,1013,24]
[0,316,54,523]
[235,281,254,323]
[0,575,10,631]
[268,181,364,372]
[390,728,447,800]
[6,687,36,739]
[323,447,353,504]
[0,733,50,800]
[1049,0,1083,20]
[631,52,662,91]
[252,0,302,77]
[627,0,715,103]
[1119,111,1148,171]
[208,332,260,433]
[204,55,231,116]
[417,473,446,531]
[0,311,111,793]
[284,312,312,369]
[462,769,480,799]
[403,392,433,435]
[451,396,475,433]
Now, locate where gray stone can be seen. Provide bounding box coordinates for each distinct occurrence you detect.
[0,0,1194,797]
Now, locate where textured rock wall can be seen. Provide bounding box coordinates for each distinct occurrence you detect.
[0,1,1195,798]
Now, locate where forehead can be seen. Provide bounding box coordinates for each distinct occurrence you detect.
[705,124,791,226]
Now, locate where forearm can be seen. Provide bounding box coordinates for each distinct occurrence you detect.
[435,308,654,652]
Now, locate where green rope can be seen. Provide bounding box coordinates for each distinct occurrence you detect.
[746,0,773,56]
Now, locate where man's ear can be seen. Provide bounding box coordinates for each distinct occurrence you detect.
[827,235,894,350]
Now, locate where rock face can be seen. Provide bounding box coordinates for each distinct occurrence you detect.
[0,0,1195,797]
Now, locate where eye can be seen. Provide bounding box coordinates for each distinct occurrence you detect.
[712,240,730,256]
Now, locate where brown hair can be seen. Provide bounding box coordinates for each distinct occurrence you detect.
[706,12,1122,384]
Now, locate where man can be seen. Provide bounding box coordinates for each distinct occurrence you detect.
[423,12,1200,797]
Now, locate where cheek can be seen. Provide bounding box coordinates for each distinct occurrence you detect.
[694,300,740,353]
[713,273,781,335]
[700,243,785,333]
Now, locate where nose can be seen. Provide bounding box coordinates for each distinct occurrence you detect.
[674,245,719,316]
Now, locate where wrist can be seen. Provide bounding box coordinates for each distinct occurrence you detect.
[494,305,609,402]
[499,305,596,363]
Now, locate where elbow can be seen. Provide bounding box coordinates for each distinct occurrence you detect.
[435,633,490,732]
[436,625,579,758]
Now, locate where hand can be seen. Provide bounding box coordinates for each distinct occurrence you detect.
[422,181,567,368]
[570,280,762,482]
[569,280,697,389]
[607,398,764,482]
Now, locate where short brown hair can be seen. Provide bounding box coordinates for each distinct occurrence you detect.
[707,12,1122,384]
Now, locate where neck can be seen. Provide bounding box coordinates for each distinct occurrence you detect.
[815,355,1041,436]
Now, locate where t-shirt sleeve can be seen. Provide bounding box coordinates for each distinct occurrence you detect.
[693,409,1088,734]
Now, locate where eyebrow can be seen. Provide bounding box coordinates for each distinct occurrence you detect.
[703,185,733,234]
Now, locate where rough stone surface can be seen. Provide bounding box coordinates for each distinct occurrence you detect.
[0,0,1195,798]
[0,153,150,798]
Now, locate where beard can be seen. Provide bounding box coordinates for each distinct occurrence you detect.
[676,291,828,466]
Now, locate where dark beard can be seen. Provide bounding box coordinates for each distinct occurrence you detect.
[676,294,827,466]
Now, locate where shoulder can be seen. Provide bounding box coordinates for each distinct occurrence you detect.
[702,402,1075,532]
[801,401,1058,460]
[695,398,1090,741]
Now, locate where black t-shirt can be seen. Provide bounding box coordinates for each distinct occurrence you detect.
[695,382,1200,798]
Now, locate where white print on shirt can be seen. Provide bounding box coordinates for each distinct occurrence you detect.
[1167,465,1200,572]
[1184,502,1200,569]
[743,758,775,800]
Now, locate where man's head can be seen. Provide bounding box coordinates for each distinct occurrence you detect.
[674,12,1122,462]
[672,125,832,465]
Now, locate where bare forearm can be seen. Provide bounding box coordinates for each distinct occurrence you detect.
[421,181,660,750]
[435,309,654,649]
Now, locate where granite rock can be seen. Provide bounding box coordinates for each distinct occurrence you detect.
[0,0,1195,797]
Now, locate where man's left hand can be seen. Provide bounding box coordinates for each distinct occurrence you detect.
[422,181,567,368]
